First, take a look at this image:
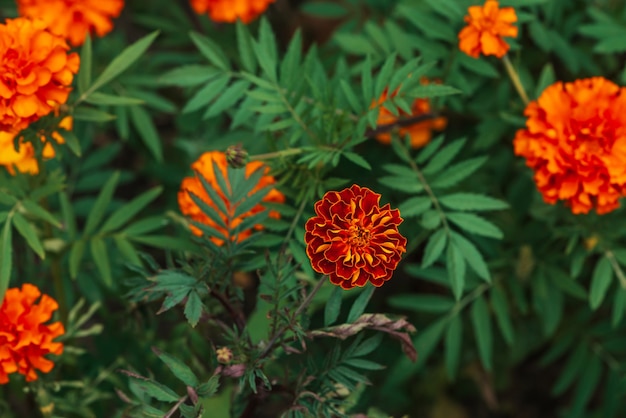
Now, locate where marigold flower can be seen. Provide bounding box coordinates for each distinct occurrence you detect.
[304,185,407,289]
[16,0,124,46]
[458,0,518,59]
[0,116,72,175]
[513,77,626,215]
[190,0,275,24]
[178,151,285,245]
[0,284,65,384]
[374,82,447,149]
[0,18,79,133]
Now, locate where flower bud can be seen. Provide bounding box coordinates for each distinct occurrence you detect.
[216,347,233,364]
[225,145,248,169]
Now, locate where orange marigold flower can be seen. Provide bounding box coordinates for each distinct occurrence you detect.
[0,116,72,175]
[0,284,64,384]
[304,185,407,290]
[178,151,285,245]
[374,83,447,149]
[0,18,79,133]
[513,77,626,215]
[17,0,124,47]
[458,0,518,59]
[190,0,275,24]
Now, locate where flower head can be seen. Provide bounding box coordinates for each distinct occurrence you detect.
[190,0,275,24]
[305,185,407,289]
[513,77,626,214]
[374,81,447,149]
[178,151,285,245]
[17,0,124,46]
[0,18,79,133]
[0,284,64,384]
[458,0,518,58]
[0,116,72,175]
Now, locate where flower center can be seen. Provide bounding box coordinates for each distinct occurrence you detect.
[348,224,371,247]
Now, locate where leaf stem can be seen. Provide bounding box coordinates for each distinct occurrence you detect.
[502,55,530,105]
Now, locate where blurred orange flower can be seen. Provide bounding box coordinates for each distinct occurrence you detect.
[305,185,407,289]
[0,18,79,133]
[178,151,285,245]
[0,284,65,384]
[190,0,275,24]
[458,0,518,58]
[17,0,124,46]
[374,83,447,149]
[0,116,72,175]
[514,77,626,215]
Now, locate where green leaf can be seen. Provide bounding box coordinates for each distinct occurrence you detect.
[129,106,163,162]
[470,296,493,371]
[182,73,231,113]
[552,345,588,395]
[446,243,466,301]
[324,286,342,327]
[154,348,199,387]
[85,92,144,106]
[421,209,441,230]
[342,152,371,170]
[113,236,141,266]
[491,286,514,345]
[84,171,120,236]
[12,212,45,259]
[447,212,503,239]
[416,135,445,164]
[254,19,278,82]
[422,229,447,268]
[158,65,219,87]
[87,31,159,97]
[204,80,250,119]
[422,138,466,175]
[57,129,81,157]
[91,237,112,286]
[131,376,179,403]
[77,34,92,94]
[100,186,163,233]
[0,219,13,302]
[413,317,448,368]
[21,200,61,228]
[387,294,454,313]
[301,2,348,17]
[340,80,363,113]
[568,355,603,416]
[69,240,85,279]
[445,315,462,380]
[347,286,375,323]
[590,256,613,310]
[73,107,116,122]
[184,291,203,327]
[398,196,432,218]
[236,21,257,73]
[196,375,220,398]
[450,232,491,282]
[439,193,509,211]
[429,156,488,189]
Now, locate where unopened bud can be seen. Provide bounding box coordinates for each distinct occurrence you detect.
[216,347,233,364]
[584,234,599,251]
[225,145,248,169]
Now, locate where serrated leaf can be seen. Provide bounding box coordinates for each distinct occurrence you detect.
[91,237,112,286]
[429,156,488,189]
[446,243,466,300]
[154,348,199,387]
[439,193,509,211]
[470,296,493,371]
[450,232,491,282]
[204,80,251,119]
[85,92,144,106]
[398,196,432,218]
[73,107,116,122]
[343,152,371,170]
[100,187,163,233]
[324,286,342,326]
[422,138,466,175]
[12,212,45,259]
[190,31,229,70]
[184,291,203,327]
[236,21,257,73]
[130,106,163,162]
[84,172,120,236]
[447,212,503,239]
[131,377,179,403]
[422,229,447,268]
[347,286,375,323]
[590,256,613,310]
[22,200,61,228]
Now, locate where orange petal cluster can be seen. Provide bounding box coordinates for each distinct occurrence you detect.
[0,116,72,175]
[513,77,626,215]
[0,18,79,133]
[178,151,285,245]
[374,82,447,149]
[0,284,65,384]
[16,0,124,47]
[458,0,518,59]
[305,185,407,289]
[190,0,275,24]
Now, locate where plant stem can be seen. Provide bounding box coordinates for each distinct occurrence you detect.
[258,277,325,360]
[502,55,530,105]
[250,148,303,161]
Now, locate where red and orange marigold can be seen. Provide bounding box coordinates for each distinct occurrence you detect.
[0,116,72,175]
[190,0,275,24]
[458,0,518,59]
[0,284,65,384]
[514,77,626,215]
[0,18,79,133]
[305,185,407,290]
[16,0,124,47]
[178,151,285,245]
[374,82,447,149]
